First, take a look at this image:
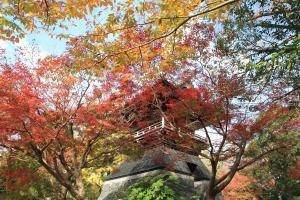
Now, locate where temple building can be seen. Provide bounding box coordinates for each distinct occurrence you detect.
[98,80,221,200]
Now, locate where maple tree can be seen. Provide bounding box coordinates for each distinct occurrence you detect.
[0,0,239,71]
[65,0,240,73]
[0,53,141,200]
[0,0,114,42]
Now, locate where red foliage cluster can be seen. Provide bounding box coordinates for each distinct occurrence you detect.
[0,57,125,145]
[0,56,129,195]
[0,168,35,192]
[222,173,256,200]
[291,158,300,180]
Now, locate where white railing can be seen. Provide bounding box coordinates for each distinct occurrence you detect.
[133,117,206,143]
[133,120,163,139]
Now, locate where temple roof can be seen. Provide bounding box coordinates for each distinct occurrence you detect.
[107,146,211,181]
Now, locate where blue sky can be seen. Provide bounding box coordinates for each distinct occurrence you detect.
[0,21,87,56]
[0,4,114,62]
[0,13,98,61]
[27,31,68,55]
[0,31,68,62]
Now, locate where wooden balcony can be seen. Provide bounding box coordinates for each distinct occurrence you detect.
[133,117,207,144]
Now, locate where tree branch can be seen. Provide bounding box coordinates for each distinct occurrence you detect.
[96,0,238,63]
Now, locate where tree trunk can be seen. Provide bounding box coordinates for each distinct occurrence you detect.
[207,195,216,200]
[207,187,218,200]
[68,188,85,200]
[62,179,85,200]
[75,174,86,200]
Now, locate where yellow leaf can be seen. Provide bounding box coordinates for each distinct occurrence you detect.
[1,0,8,5]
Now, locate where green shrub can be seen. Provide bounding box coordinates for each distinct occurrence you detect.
[125,174,199,200]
